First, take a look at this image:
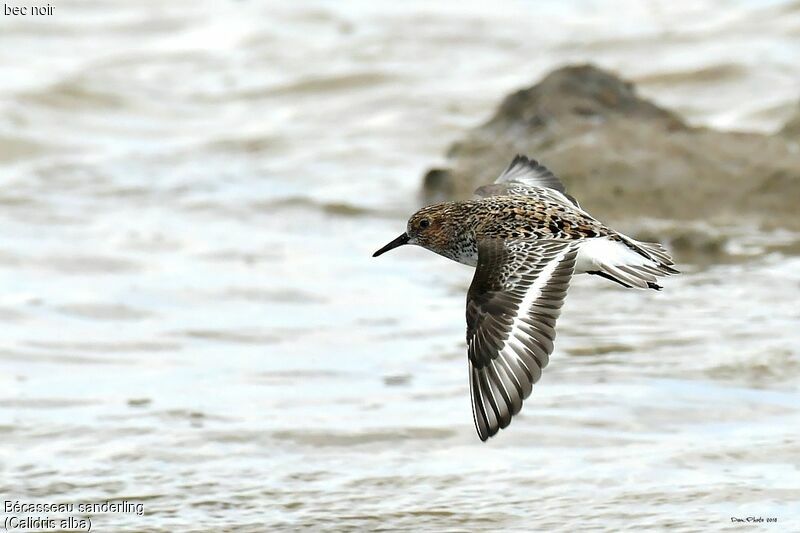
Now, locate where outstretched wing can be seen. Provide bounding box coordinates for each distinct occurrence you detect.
[466,238,578,441]
[474,154,579,207]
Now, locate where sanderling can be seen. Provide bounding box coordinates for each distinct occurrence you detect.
[373,155,678,441]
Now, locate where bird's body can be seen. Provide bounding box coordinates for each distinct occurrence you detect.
[408,195,611,267]
[373,155,677,441]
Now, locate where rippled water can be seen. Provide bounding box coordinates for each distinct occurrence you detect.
[1,1,799,531]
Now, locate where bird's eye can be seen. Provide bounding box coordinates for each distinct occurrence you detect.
[419,218,430,229]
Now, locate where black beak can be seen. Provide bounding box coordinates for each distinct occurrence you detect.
[372,233,410,257]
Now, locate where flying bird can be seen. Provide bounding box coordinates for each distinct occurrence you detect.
[373,155,677,441]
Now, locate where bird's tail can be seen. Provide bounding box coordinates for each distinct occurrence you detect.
[577,235,678,290]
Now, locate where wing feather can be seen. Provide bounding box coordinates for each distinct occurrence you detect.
[474,155,580,207]
[466,239,578,441]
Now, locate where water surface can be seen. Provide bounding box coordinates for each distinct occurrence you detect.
[1,1,799,531]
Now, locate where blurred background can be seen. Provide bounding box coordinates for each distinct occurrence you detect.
[1,1,798,531]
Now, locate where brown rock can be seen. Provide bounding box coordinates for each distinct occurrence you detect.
[780,99,800,139]
[423,64,800,232]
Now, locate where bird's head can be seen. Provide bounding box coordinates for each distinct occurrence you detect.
[373,203,466,259]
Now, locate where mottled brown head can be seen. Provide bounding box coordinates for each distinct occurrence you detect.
[373,202,471,261]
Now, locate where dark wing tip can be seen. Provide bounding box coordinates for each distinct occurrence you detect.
[508,154,544,173]
[476,154,579,205]
[494,154,573,200]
